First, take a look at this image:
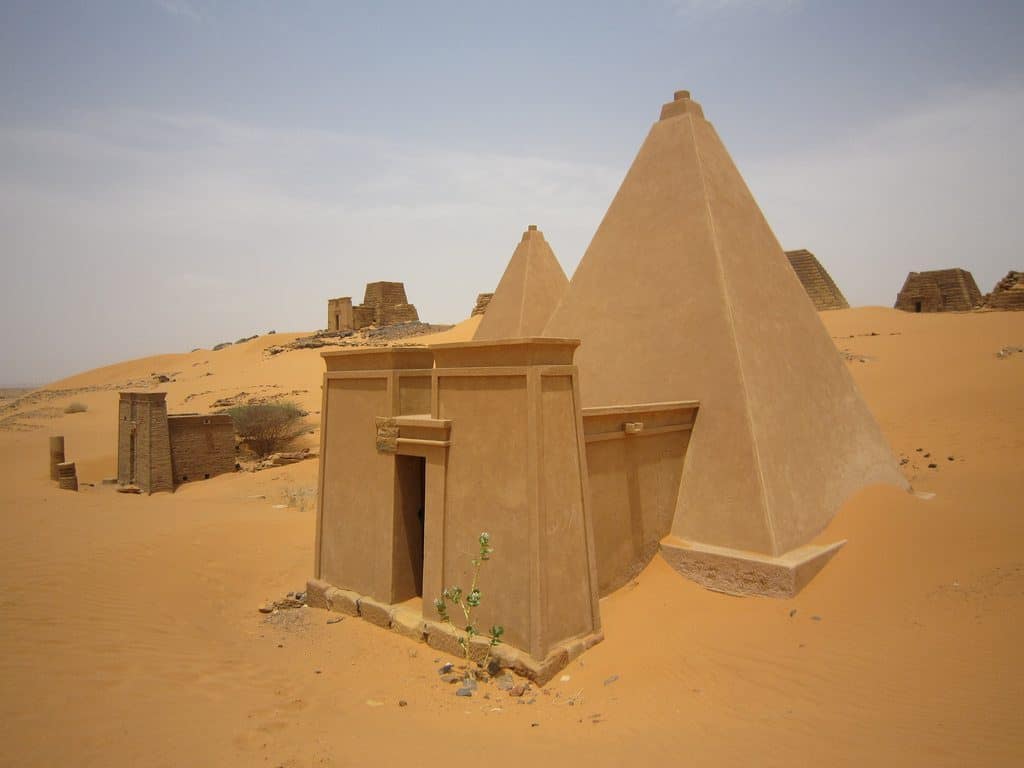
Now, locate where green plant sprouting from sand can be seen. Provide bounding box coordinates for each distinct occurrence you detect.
[434,532,504,673]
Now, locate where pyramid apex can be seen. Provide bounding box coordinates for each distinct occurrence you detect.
[475,226,568,341]
[660,89,704,121]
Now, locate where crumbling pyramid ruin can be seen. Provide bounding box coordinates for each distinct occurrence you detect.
[355,282,419,328]
[327,281,419,332]
[474,225,568,340]
[985,270,1024,311]
[785,249,849,311]
[543,90,906,589]
[470,293,493,316]
[894,268,982,312]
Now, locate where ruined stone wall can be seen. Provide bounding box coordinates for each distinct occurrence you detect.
[117,392,174,493]
[895,268,982,312]
[167,414,236,484]
[378,304,419,326]
[352,305,376,329]
[986,271,1024,311]
[471,293,493,316]
[784,250,849,311]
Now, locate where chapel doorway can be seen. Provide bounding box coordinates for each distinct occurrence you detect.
[394,455,426,600]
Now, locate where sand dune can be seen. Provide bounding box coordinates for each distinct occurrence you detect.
[0,307,1021,766]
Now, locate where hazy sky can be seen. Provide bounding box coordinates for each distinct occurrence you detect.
[2,1,1022,385]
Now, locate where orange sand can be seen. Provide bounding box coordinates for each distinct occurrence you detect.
[0,307,1021,766]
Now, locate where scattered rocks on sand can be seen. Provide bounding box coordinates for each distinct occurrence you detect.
[496,673,515,691]
[258,593,307,613]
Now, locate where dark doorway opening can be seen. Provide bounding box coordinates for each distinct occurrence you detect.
[914,301,922,313]
[128,432,136,484]
[393,455,426,600]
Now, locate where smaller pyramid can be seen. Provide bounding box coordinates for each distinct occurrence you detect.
[985,271,1024,311]
[785,249,849,311]
[474,226,568,340]
[894,268,981,312]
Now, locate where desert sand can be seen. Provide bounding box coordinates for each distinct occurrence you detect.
[0,307,1021,767]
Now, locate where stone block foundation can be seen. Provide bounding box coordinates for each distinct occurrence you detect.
[659,537,846,598]
[307,579,602,685]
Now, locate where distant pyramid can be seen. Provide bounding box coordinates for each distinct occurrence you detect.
[894,268,982,312]
[474,225,568,340]
[985,270,1024,311]
[544,90,906,570]
[785,249,849,311]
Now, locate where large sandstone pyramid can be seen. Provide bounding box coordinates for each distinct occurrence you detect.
[785,249,849,311]
[544,90,906,570]
[474,225,568,340]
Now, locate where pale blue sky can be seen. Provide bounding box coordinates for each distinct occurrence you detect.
[2,0,1022,384]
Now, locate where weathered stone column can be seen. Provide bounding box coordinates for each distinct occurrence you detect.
[49,436,65,481]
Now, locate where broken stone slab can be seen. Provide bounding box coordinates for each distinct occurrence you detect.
[268,450,317,466]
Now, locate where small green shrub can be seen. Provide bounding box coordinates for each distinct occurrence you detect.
[64,402,87,414]
[434,532,504,672]
[227,401,305,457]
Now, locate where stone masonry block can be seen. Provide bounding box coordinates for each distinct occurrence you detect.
[525,647,570,686]
[425,621,464,659]
[390,608,426,642]
[305,579,331,609]
[357,596,393,628]
[325,587,360,616]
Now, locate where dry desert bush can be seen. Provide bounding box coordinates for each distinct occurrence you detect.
[227,401,305,457]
